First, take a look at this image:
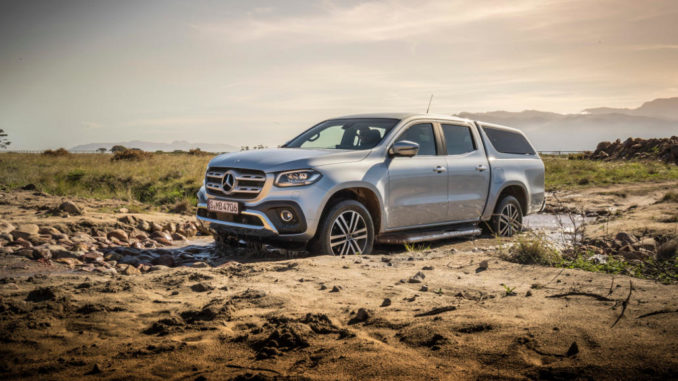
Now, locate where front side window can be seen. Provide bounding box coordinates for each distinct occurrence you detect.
[481,125,535,155]
[396,123,437,156]
[442,124,476,155]
[285,118,399,150]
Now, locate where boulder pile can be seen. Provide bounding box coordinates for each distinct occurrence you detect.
[589,136,678,164]
[0,216,206,274]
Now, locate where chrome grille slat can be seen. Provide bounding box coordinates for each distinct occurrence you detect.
[205,167,266,199]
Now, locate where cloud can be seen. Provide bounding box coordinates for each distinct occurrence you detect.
[191,0,544,44]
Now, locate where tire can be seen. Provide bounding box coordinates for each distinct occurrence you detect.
[311,200,375,255]
[489,195,523,237]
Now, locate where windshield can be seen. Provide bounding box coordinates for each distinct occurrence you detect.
[285,118,400,150]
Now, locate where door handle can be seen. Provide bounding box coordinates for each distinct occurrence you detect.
[434,166,446,173]
[476,165,487,172]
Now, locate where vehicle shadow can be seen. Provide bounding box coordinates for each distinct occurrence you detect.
[106,232,501,270]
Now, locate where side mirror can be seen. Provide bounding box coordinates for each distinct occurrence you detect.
[389,140,419,157]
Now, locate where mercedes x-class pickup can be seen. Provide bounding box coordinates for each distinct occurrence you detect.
[196,113,545,255]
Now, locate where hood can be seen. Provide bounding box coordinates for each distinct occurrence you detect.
[208,148,371,173]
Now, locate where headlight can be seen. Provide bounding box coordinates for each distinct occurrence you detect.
[274,169,322,187]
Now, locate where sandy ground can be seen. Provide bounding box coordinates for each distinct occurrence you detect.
[1,184,677,380]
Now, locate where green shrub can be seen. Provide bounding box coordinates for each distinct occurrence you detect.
[501,235,562,265]
[111,149,151,161]
[43,148,70,156]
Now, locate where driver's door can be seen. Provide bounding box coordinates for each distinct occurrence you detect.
[387,123,449,229]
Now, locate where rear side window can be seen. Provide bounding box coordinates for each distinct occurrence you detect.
[481,126,535,155]
[442,124,476,155]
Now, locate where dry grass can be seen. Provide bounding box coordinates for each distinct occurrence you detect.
[543,156,678,191]
[0,152,210,209]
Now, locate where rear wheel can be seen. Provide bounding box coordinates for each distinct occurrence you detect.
[489,195,523,237]
[312,200,375,255]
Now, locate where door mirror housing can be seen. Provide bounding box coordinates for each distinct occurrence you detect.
[389,140,419,157]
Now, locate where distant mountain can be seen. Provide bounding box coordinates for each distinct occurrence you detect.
[70,140,238,153]
[457,97,678,151]
[584,97,678,120]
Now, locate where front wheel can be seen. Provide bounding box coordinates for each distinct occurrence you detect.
[489,195,523,237]
[312,200,375,255]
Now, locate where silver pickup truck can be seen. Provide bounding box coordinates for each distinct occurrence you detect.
[197,113,545,255]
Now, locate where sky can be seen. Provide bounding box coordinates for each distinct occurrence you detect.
[1,0,677,150]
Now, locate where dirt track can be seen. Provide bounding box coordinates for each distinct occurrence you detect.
[1,184,677,380]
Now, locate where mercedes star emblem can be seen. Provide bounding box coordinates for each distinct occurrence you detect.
[222,171,236,194]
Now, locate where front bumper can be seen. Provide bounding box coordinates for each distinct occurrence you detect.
[196,169,334,242]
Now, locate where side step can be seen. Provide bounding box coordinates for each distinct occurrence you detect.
[376,225,482,244]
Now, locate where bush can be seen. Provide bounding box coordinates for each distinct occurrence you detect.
[111,149,151,161]
[66,169,86,182]
[188,148,209,155]
[501,235,562,266]
[43,148,70,156]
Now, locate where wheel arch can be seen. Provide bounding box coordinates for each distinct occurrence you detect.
[317,184,383,236]
[493,183,529,216]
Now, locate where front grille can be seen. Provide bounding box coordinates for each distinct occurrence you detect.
[205,167,266,199]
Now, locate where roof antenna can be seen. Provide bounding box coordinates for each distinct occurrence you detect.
[426,94,434,113]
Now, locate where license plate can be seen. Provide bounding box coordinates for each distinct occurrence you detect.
[207,199,239,214]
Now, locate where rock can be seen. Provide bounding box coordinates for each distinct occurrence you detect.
[132,231,148,240]
[107,229,128,242]
[419,285,429,292]
[47,245,76,259]
[348,308,370,325]
[31,246,52,260]
[118,207,129,213]
[475,260,489,273]
[0,222,15,235]
[83,252,104,263]
[408,271,426,283]
[589,254,608,264]
[118,215,136,225]
[55,257,83,268]
[71,232,95,243]
[155,238,173,246]
[638,238,657,251]
[422,265,434,270]
[38,226,60,236]
[615,232,637,245]
[150,222,163,232]
[330,285,342,293]
[21,184,37,190]
[381,298,392,307]
[656,238,678,261]
[13,237,33,248]
[118,264,141,275]
[59,200,84,215]
[11,224,40,240]
[151,231,173,241]
[137,219,151,232]
[152,254,175,267]
[171,233,187,241]
[191,261,209,268]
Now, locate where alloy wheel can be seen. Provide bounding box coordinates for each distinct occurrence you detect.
[329,210,368,255]
[498,203,522,236]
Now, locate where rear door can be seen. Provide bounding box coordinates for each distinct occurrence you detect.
[387,122,449,228]
[441,123,490,221]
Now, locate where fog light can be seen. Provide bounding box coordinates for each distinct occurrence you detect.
[280,209,294,223]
